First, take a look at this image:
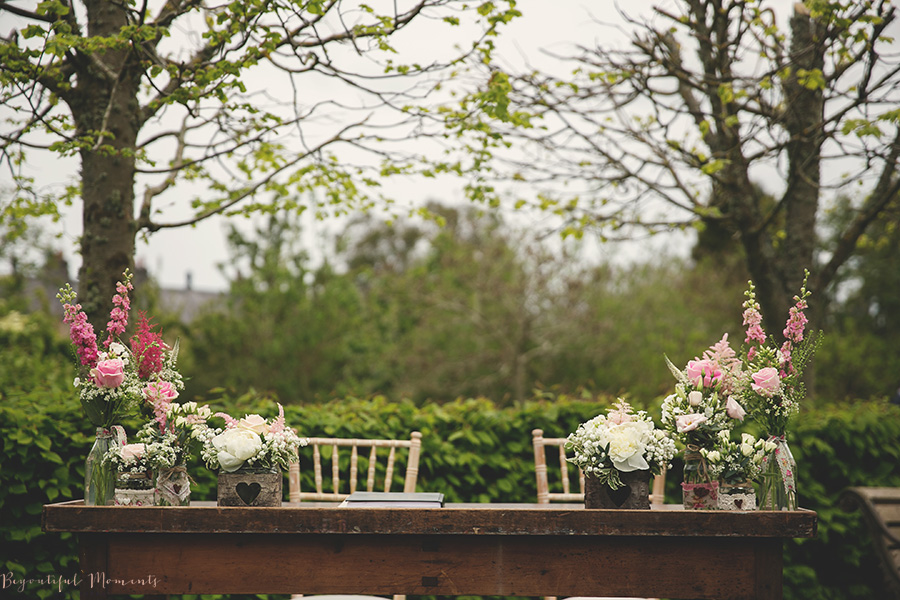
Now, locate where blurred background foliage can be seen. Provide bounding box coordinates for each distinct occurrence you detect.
[2,202,900,599]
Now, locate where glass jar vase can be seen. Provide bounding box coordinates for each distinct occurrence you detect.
[681,447,718,510]
[757,436,797,511]
[85,427,117,506]
[156,464,191,506]
[115,471,156,506]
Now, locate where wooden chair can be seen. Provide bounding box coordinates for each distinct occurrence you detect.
[532,428,665,600]
[840,487,900,599]
[288,431,422,502]
[288,432,423,600]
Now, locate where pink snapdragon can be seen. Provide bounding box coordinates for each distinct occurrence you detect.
[105,274,134,344]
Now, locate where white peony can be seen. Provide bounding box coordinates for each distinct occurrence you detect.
[212,428,263,472]
[603,422,651,472]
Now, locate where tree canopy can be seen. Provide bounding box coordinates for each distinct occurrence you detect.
[0,0,519,325]
[447,0,900,332]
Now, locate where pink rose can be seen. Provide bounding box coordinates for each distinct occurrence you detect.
[675,413,708,433]
[144,380,179,404]
[90,358,126,388]
[686,359,722,388]
[751,367,781,397]
[120,443,145,462]
[726,396,746,421]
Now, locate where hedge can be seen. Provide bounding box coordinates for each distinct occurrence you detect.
[3,389,900,599]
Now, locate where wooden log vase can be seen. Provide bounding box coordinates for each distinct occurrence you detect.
[584,470,651,509]
[217,467,282,507]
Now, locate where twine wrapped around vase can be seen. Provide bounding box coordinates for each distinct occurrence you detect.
[157,465,192,506]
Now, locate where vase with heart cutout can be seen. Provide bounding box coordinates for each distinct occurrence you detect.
[718,481,757,511]
[156,464,192,506]
[584,469,651,509]
[681,447,718,510]
[217,465,282,507]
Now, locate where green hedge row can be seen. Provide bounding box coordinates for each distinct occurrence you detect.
[3,389,900,599]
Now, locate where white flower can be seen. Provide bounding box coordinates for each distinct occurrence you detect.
[740,443,754,457]
[109,342,127,356]
[688,391,703,406]
[237,414,269,435]
[73,377,81,387]
[212,428,263,472]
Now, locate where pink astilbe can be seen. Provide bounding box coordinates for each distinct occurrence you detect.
[269,403,287,434]
[701,334,742,392]
[61,300,99,367]
[131,312,166,379]
[216,412,239,428]
[105,273,134,345]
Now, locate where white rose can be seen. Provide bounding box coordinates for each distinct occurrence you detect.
[741,443,754,457]
[706,450,721,462]
[237,414,269,435]
[212,428,263,472]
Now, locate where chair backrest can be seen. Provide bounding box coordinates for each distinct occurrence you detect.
[532,428,667,505]
[289,432,423,502]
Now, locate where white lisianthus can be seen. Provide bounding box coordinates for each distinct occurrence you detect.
[212,428,263,472]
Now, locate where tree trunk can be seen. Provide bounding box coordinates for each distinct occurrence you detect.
[70,0,141,333]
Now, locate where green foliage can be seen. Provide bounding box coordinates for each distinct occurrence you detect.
[5,334,900,600]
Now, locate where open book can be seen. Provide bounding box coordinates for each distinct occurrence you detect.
[339,491,445,508]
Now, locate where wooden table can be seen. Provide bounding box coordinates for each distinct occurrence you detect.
[42,500,816,600]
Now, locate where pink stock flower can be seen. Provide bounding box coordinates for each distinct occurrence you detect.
[751,367,781,397]
[90,358,126,388]
[104,274,133,345]
[783,299,809,344]
[62,302,100,367]
[686,359,723,388]
[675,414,707,433]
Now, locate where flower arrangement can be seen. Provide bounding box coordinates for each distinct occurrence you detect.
[699,431,777,485]
[137,401,212,468]
[566,400,675,490]
[57,270,184,428]
[738,273,820,437]
[661,335,747,449]
[198,404,305,473]
[104,442,154,475]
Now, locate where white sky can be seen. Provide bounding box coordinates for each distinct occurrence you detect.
[1,0,820,292]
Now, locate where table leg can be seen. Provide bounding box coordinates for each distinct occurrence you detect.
[78,533,108,600]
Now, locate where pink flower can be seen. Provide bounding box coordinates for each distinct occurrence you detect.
[751,367,781,397]
[686,359,722,388]
[607,400,634,425]
[62,302,99,367]
[725,396,746,421]
[90,358,126,388]
[675,413,708,433]
[120,443,145,462]
[105,273,133,344]
[144,380,179,404]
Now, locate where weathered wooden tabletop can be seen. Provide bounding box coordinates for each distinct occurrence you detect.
[42,500,817,600]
